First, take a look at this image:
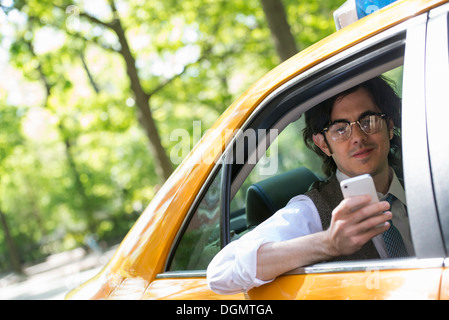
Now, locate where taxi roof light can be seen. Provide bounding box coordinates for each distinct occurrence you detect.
[334,0,398,30]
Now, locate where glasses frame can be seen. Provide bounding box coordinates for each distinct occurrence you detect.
[322,112,388,141]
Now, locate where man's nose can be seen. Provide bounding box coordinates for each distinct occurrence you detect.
[350,122,367,142]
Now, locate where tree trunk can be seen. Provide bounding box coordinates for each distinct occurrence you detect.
[0,208,23,274]
[109,4,174,182]
[259,0,298,62]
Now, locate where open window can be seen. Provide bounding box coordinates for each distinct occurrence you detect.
[167,51,407,275]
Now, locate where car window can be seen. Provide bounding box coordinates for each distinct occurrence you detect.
[168,166,223,271]
[229,65,405,250]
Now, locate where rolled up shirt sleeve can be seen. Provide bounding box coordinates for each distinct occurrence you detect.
[207,195,322,295]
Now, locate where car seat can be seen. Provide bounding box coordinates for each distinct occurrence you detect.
[245,167,320,229]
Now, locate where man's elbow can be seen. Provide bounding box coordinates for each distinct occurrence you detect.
[206,262,245,295]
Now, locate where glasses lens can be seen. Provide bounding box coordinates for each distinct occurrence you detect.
[328,122,350,140]
[360,114,383,134]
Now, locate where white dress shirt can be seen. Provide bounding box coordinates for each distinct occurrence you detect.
[206,169,413,295]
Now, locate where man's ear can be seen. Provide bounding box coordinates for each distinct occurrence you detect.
[312,133,332,156]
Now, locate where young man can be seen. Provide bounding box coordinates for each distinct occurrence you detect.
[207,76,413,295]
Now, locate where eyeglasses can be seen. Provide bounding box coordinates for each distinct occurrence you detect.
[322,113,387,141]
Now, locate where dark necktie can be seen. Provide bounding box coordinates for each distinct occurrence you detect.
[382,194,409,258]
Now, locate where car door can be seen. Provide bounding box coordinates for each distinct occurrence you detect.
[230,11,445,300]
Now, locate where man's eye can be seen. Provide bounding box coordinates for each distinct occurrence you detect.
[360,120,371,128]
[332,124,347,134]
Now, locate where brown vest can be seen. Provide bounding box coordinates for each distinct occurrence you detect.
[305,175,380,262]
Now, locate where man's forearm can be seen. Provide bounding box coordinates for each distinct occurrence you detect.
[255,231,335,281]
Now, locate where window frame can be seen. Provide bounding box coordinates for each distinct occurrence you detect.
[424,3,449,256]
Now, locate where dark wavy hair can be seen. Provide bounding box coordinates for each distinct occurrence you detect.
[303,76,402,178]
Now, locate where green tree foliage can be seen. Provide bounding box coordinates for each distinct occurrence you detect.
[0,0,342,272]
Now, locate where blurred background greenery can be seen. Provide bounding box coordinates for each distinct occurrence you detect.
[0,0,342,274]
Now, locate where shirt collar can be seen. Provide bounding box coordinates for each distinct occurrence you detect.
[335,169,406,206]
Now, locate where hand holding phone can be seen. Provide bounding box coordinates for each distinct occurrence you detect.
[328,174,390,256]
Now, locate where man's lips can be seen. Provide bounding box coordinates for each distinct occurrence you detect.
[351,148,374,158]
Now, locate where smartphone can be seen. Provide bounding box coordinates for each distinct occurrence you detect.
[340,174,379,204]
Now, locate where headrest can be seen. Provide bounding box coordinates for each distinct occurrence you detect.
[246,167,319,229]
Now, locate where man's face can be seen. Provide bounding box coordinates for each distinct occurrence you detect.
[313,87,393,179]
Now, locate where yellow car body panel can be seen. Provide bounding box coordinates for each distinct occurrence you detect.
[440,265,449,299]
[142,279,245,300]
[66,0,449,300]
[248,269,442,300]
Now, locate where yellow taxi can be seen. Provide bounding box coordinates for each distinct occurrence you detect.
[67,0,449,300]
